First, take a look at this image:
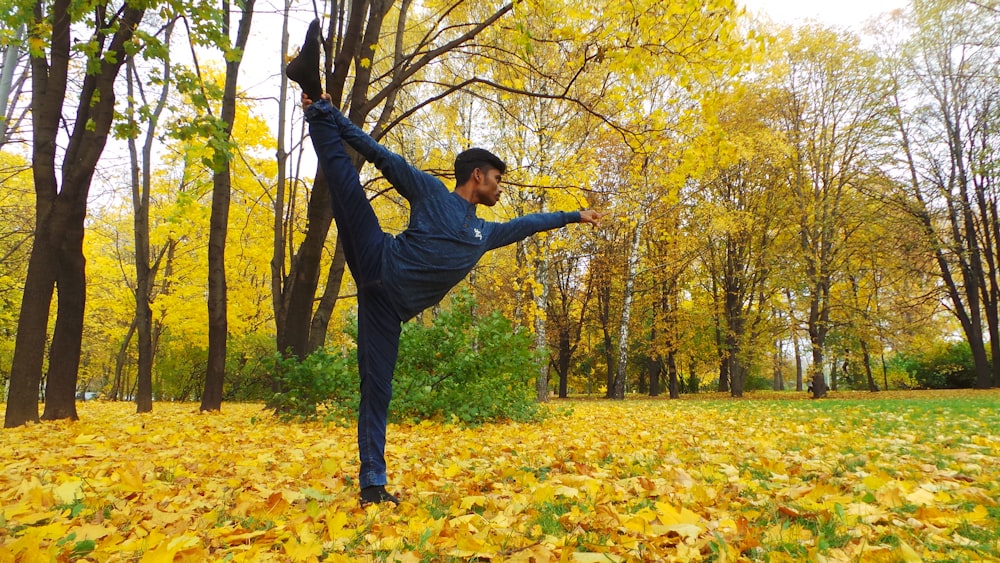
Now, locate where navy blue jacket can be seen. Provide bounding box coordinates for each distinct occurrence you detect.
[332,109,581,321]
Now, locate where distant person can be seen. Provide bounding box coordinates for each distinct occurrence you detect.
[286,20,603,506]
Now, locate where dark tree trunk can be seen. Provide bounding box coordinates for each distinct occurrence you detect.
[555,329,572,398]
[202,0,256,412]
[860,338,878,392]
[129,23,171,413]
[273,5,363,368]
[5,229,56,426]
[113,318,138,400]
[307,237,348,354]
[794,333,803,391]
[717,356,730,393]
[647,356,661,397]
[276,168,333,362]
[667,351,679,399]
[773,340,784,391]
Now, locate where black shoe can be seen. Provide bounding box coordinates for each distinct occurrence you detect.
[286,19,323,102]
[359,485,400,507]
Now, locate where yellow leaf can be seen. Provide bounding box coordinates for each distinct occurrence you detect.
[553,485,580,498]
[862,474,886,490]
[459,495,486,509]
[117,464,145,493]
[72,522,114,541]
[283,535,323,560]
[906,488,936,506]
[455,531,487,553]
[896,540,923,563]
[53,479,84,504]
[655,501,702,525]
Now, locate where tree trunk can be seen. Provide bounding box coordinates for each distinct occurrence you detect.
[128,22,172,413]
[612,222,642,400]
[598,282,616,398]
[647,356,661,397]
[533,242,552,403]
[794,332,803,391]
[667,351,679,399]
[860,338,877,392]
[202,0,256,412]
[556,329,572,398]
[5,232,56,426]
[773,339,784,391]
[112,318,138,400]
[725,292,745,398]
[809,341,827,398]
[271,0,292,362]
[307,238,347,354]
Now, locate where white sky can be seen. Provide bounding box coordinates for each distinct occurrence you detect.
[738,0,909,28]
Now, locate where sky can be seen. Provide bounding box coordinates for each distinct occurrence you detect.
[738,0,908,28]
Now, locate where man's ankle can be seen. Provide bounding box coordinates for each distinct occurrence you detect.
[360,485,399,506]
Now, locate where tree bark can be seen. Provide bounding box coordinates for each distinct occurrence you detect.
[307,239,348,353]
[130,21,172,413]
[612,222,642,400]
[202,0,256,411]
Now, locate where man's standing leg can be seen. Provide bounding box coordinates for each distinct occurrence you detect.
[356,288,401,505]
[304,100,402,506]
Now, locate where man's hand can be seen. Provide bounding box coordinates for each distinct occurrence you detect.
[579,209,603,227]
[301,92,331,111]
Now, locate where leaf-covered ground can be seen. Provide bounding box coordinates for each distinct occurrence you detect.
[2,390,999,562]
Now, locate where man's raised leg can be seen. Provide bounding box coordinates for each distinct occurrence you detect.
[304,102,385,284]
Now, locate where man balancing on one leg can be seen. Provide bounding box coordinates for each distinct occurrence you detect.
[286,19,602,507]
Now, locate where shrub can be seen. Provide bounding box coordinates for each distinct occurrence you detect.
[268,348,358,423]
[890,341,978,389]
[270,292,542,425]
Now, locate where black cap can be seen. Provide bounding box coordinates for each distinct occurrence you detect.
[455,147,506,174]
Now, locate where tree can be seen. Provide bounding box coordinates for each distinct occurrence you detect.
[776,25,889,398]
[5,0,146,427]
[200,0,257,411]
[121,19,175,412]
[883,0,1000,389]
[689,80,789,397]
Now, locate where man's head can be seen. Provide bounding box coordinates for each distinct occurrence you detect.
[454,148,507,206]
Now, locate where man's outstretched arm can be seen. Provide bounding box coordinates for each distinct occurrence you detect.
[488,209,603,250]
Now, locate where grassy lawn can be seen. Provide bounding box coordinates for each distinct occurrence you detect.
[1,389,998,562]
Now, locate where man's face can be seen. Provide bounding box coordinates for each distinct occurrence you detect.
[474,167,503,206]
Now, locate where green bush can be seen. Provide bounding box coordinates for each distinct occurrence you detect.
[270,292,542,425]
[890,341,978,389]
[268,348,357,423]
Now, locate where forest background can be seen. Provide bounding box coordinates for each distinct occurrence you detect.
[1,0,999,427]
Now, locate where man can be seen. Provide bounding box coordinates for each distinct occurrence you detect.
[287,20,602,506]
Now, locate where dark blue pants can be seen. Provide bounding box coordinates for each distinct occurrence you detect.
[305,100,401,489]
